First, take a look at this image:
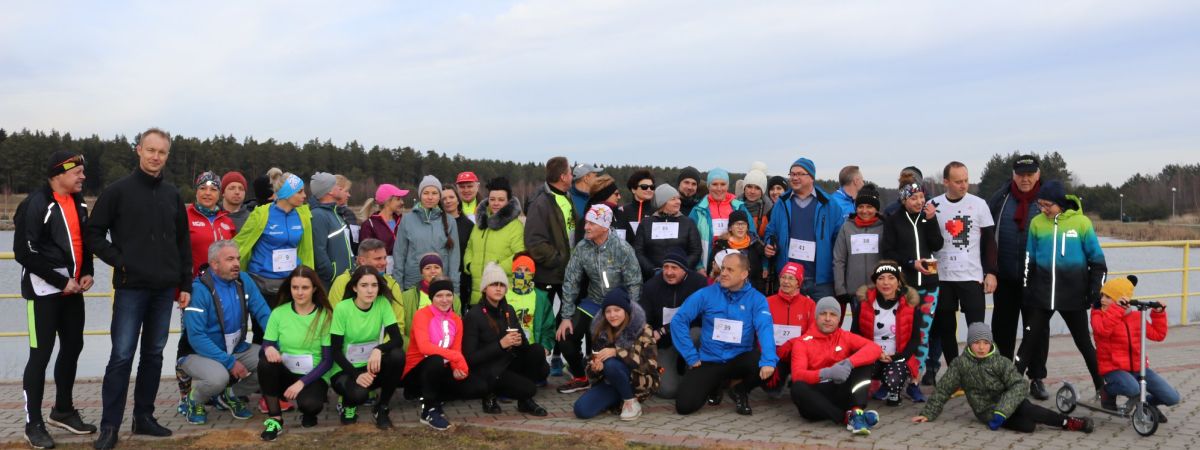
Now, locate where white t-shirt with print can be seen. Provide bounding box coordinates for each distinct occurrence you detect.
[873,301,899,355]
[930,193,994,282]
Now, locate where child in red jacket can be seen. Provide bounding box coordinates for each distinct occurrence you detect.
[1091,275,1179,417]
[788,297,882,436]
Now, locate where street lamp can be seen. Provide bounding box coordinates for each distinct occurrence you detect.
[1172,187,1177,218]
[1119,193,1124,221]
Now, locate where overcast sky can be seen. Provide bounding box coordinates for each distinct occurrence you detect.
[2,1,1198,186]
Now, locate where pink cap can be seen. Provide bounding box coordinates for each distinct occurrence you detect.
[374,183,409,204]
[456,171,479,184]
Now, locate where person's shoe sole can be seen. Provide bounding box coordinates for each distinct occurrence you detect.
[25,434,54,450]
[47,417,95,435]
[556,385,590,394]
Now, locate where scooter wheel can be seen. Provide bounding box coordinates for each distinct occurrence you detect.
[1132,402,1159,436]
[1055,383,1077,414]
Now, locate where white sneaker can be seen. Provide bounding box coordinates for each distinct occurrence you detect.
[620,400,642,421]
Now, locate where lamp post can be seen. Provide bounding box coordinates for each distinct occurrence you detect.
[1119,193,1124,221]
[1172,187,1177,218]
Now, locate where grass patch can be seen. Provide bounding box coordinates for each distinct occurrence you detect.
[1093,218,1200,242]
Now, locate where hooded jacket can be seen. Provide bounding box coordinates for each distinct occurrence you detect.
[919,345,1028,423]
[989,184,1042,282]
[832,217,885,296]
[310,201,354,287]
[1023,196,1107,311]
[689,194,755,271]
[233,202,315,275]
[15,185,94,299]
[764,187,844,285]
[851,286,923,378]
[360,212,400,255]
[632,211,703,280]
[403,304,468,377]
[1091,303,1167,375]
[587,301,660,401]
[462,297,534,380]
[391,205,461,291]
[670,281,778,368]
[85,168,192,292]
[880,208,944,290]
[464,198,525,303]
[788,327,881,384]
[186,204,236,277]
[639,268,708,348]
[524,182,575,285]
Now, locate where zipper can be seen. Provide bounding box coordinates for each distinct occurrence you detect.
[1050,215,1059,309]
[906,211,922,286]
[995,193,1009,246]
[54,202,80,279]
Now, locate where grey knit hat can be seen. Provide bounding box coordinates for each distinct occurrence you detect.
[967,322,993,345]
[654,184,680,211]
[418,175,442,196]
[310,172,337,199]
[816,296,841,317]
[479,261,508,290]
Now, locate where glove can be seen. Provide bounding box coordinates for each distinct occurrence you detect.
[764,369,783,389]
[987,412,1006,431]
[819,360,852,384]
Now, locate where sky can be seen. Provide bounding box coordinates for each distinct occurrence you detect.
[2,1,1198,186]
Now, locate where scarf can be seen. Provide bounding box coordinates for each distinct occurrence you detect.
[853,216,879,228]
[1011,180,1040,232]
[196,203,220,218]
[427,306,458,349]
[419,280,430,295]
[727,234,751,250]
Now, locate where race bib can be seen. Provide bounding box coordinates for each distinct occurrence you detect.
[614,229,628,241]
[348,224,361,242]
[282,353,314,375]
[711,219,729,237]
[662,307,679,325]
[850,234,879,255]
[938,249,968,271]
[30,268,70,297]
[773,324,802,346]
[712,318,743,344]
[788,238,816,262]
[346,342,377,365]
[651,222,679,240]
[629,222,640,235]
[223,332,241,354]
[272,248,298,272]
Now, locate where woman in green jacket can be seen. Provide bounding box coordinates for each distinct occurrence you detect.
[464,177,525,306]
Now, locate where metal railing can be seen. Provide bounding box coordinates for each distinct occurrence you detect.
[1,239,1196,337]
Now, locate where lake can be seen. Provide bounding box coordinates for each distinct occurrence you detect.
[0,231,1197,380]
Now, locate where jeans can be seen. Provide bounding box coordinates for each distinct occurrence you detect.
[100,288,175,428]
[573,359,634,419]
[800,279,834,301]
[1104,368,1181,407]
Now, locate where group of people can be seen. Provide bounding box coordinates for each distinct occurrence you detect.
[14,128,1182,449]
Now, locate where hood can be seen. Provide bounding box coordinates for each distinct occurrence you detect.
[476,197,522,231]
[591,300,648,350]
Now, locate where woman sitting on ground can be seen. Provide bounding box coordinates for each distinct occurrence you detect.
[573,288,660,421]
[328,266,406,429]
[259,266,334,440]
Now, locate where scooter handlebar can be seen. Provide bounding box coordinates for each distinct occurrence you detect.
[1124,300,1165,311]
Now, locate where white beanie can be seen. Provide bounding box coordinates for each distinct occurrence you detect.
[742,161,768,192]
[479,261,508,290]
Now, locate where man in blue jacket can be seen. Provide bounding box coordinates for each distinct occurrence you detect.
[765,158,844,300]
[671,252,777,416]
[179,240,272,425]
[987,155,1042,360]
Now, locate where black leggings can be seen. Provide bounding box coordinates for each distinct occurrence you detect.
[1003,399,1069,433]
[1016,307,1104,391]
[990,278,1025,359]
[402,356,487,404]
[462,344,549,400]
[790,365,873,424]
[557,313,593,379]
[257,358,329,417]
[23,294,85,423]
[933,281,986,365]
[329,347,405,408]
[675,350,763,415]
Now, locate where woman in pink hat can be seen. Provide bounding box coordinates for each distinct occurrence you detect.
[360,184,409,269]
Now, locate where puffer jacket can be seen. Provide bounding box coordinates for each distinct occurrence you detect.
[832,217,885,296]
[989,184,1042,281]
[464,199,525,303]
[880,208,944,290]
[789,327,881,384]
[391,205,461,291]
[689,194,755,271]
[560,235,642,320]
[1023,196,1107,311]
[766,289,815,362]
[1091,303,1167,375]
[851,286,923,378]
[587,302,660,402]
[764,187,844,285]
[14,186,94,299]
[632,211,702,280]
[920,346,1028,423]
[670,281,778,368]
[462,298,534,380]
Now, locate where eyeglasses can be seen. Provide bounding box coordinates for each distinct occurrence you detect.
[636,184,653,190]
[788,171,811,178]
[1037,201,1056,210]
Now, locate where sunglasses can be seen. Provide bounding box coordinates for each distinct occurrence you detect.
[55,154,86,171]
[636,184,653,190]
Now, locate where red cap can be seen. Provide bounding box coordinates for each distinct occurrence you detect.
[781,262,804,284]
[456,171,479,184]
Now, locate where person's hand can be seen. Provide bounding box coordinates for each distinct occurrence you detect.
[914,260,931,275]
[923,202,937,220]
[80,275,94,292]
[177,292,191,309]
[452,369,468,380]
[879,353,892,363]
[652,329,662,343]
[231,361,250,379]
[356,371,375,388]
[500,331,522,349]
[764,244,777,257]
[62,278,82,295]
[983,274,997,294]
[691,361,701,368]
[1152,301,1166,313]
[556,319,574,341]
[589,356,604,373]
[987,412,1006,430]
[911,415,929,423]
[759,366,775,380]
[594,348,617,362]
[264,346,282,364]
[762,270,769,279]
[368,348,383,374]
[284,381,305,401]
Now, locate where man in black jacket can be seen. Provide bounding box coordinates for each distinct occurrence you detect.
[638,248,707,399]
[987,156,1042,362]
[15,151,98,448]
[86,128,193,449]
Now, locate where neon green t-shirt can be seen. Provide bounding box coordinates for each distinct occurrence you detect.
[264,303,332,380]
[552,192,575,237]
[329,297,398,377]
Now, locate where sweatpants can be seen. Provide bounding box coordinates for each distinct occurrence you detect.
[257,358,329,417]
[1003,399,1071,433]
[790,365,872,424]
[655,327,701,399]
[402,356,487,405]
[22,294,85,424]
[461,344,549,401]
[990,278,1025,359]
[933,281,986,365]
[1016,307,1103,391]
[179,345,261,400]
[329,347,405,408]
[675,350,763,415]
[557,312,593,379]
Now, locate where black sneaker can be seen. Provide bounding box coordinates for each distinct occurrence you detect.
[481,395,502,414]
[556,377,591,394]
[1029,379,1050,401]
[92,427,118,450]
[48,408,97,435]
[517,398,548,417]
[373,404,393,430]
[921,370,937,386]
[1098,390,1118,411]
[706,388,724,406]
[130,416,172,437]
[420,404,451,431]
[728,389,752,416]
[301,413,318,428]
[25,422,55,449]
[260,417,283,442]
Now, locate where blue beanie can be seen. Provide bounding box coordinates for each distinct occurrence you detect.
[600,287,632,315]
[792,158,816,178]
[707,168,729,184]
[1037,180,1072,210]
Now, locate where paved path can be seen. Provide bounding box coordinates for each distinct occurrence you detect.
[3,326,1198,449]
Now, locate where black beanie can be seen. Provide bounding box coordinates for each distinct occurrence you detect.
[855,183,881,211]
[728,209,750,226]
[253,174,274,203]
[767,175,787,193]
[47,151,84,178]
[428,279,455,297]
[677,167,701,185]
[1037,180,1073,210]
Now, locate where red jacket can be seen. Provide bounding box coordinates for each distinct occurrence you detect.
[1091,304,1167,375]
[789,327,881,384]
[767,290,815,362]
[186,204,236,277]
[404,305,468,377]
[852,287,923,378]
